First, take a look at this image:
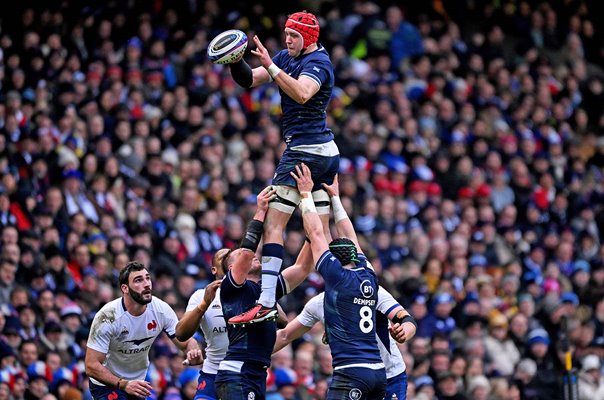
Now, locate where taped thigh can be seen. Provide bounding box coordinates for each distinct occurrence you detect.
[312,189,331,215]
[268,185,301,214]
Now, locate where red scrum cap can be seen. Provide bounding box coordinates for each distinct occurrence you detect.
[285,11,320,50]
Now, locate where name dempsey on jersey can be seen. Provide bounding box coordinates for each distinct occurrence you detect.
[354,298,376,306]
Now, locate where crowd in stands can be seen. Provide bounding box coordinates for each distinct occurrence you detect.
[1,0,604,399]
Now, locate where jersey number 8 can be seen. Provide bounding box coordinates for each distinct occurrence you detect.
[359,306,373,333]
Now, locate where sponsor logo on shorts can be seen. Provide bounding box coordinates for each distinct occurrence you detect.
[247,392,255,400]
[349,388,362,399]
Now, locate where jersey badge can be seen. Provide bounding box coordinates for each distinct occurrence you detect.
[147,320,158,331]
[360,280,374,298]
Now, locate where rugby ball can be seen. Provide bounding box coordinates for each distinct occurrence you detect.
[207,29,248,64]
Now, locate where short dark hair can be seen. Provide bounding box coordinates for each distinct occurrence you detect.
[212,248,231,275]
[328,238,359,265]
[119,261,148,286]
[220,248,236,274]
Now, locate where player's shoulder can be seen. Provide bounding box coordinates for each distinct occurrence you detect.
[149,296,173,312]
[92,298,124,325]
[308,46,332,63]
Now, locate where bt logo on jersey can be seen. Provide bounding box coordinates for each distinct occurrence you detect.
[147,320,158,330]
[359,280,374,298]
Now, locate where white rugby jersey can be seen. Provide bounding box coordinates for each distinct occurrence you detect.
[297,287,406,378]
[186,288,228,374]
[87,296,178,383]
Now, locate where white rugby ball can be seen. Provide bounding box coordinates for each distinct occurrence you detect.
[207,29,248,64]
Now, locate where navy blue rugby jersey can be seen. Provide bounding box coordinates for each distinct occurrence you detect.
[316,251,382,368]
[272,45,334,147]
[219,271,287,366]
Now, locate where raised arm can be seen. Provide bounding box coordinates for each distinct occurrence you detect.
[251,35,320,103]
[175,280,222,341]
[229,186,277,284]
[322,175,362,253]
[291,164,329,263]
[280,241,314,292]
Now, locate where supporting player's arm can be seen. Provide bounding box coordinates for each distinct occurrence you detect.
[274,318,313,353]
[322,175,362,253]
[276,303,289,329]
[176,280,222,341]
[251,35,320,104]
[281,241,314,291]
[230,186,277,285]
[170,336,203,365]
[291,164,329,262]
[85,348,153,397]
[388,307,417,344]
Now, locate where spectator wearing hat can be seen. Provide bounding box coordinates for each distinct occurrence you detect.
[38,320,70,363]
[26,361,53,399]
[417,293,456,338]
[60,303,83,345]
[268,367,298,400]
[51,367,78,399]
[178,368,199,400]
[2,316,22,352]
[414,375,435,400]
[484,311,520,377]
[436,370,467,400]
[466,375,490,400]
[526,328,561,398]
[513,358,538,399]
[578,354,604,400]
[0,338,18,368]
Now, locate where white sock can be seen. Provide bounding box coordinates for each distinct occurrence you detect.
[258,243,283,308]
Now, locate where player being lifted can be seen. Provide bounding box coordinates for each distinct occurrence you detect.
[227,10,339,325]
[292,164,388,399]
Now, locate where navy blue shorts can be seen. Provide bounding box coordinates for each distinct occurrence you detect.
[89,381,143,400]
[215,364,267,400]
[195,371,217,400]
[273,148,339,191]
[385,372,407,400]
[326,367,387,400]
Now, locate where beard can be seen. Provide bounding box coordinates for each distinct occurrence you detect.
[129,287,152,305]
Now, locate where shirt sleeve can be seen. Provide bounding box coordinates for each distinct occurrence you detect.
[299,59,330,88]
[376,286,401,316]
[276,275,288,300]
[316,250,344,283]
[86,310,115,353]
[159,300,179,339]
[296,295,323,327]
[185,289,205,312]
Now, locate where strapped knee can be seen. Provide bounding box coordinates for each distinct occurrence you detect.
[312,189,330,215]
[268,185,301,215]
